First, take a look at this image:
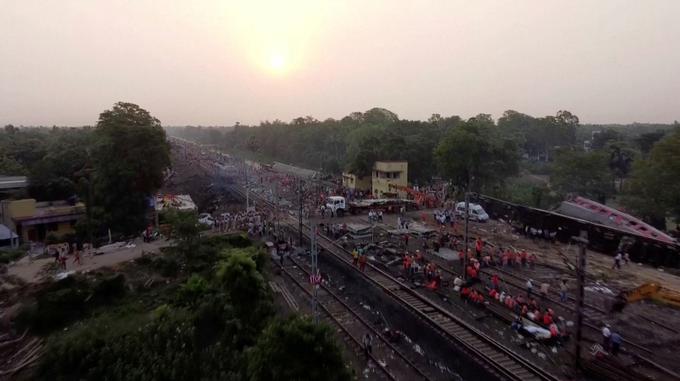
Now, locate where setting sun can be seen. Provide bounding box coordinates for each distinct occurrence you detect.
[268,52,287,74]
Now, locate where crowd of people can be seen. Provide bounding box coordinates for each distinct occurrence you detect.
[212,210,270,236]
[48,242,88,270]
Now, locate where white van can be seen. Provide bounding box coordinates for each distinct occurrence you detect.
[454,202,490,222]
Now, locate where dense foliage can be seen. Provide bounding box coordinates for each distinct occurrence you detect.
[551,149,614,203]
[623,128,680,226]
[247,316,352,381]
[434,115,520,194]
[29,232,350,381]
[1,102,170,239]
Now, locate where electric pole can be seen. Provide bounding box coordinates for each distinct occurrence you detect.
[463,185,470,280]
[244,163,250,210]
[573,229,588,368]
[310,222,319,323]
[298,179,304,246]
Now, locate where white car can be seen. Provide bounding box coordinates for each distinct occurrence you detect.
[198,213,215,227]
[454,202,490,222]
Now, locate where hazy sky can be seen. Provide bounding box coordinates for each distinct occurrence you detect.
[2,1,679,126]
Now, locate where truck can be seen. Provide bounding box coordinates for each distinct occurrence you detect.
[325,196,416,217]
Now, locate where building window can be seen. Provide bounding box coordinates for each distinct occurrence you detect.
[47,222,59,232]
[393,172,400,179]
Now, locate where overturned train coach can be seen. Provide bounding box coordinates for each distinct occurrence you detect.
[476,195,680,268]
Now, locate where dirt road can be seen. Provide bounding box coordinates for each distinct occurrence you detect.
[7,238,171,284]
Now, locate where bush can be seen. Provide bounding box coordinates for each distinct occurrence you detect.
[247,316,351,381]
[16,274,126,334]
[152,255,180,277]
[177,274,211,305]
[0,247,26,264]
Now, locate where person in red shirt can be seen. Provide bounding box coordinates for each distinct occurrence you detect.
[475,237,484,257]
[467,265,477,281]
[489,288,498,299]
[543,311,553,326]
[508,250,517,267]
[491,274,500,290]
[461,287,471,300]
[359,253,368,272]
[528,253,537,269]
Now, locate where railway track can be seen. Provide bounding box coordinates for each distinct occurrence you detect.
[181,140,678,380]
[482,263,679,335]
[375,229,680,380]
[230,184,562,381]
[278,256,436,380]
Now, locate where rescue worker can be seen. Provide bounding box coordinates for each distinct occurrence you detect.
[559,279,568,302]
[475,237,484,257]
[352,248,359,267]
[526,279,534,297]
[601,324,612,351]
[359,253,368,272]
[362,333,373,358]
[539,282,550,298]
[610,331,622,355]
[491,274,500,290]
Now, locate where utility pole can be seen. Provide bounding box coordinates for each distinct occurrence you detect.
[310,222,319,323]
[298,179,304,246]
[87,174,94,247]
[573,229,588,368]
[463,185,470,280]
[244,163,250,210]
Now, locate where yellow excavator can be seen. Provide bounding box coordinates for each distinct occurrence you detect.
[611,282,680,312]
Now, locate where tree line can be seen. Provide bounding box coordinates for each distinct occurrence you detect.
[1,102,170,239]
[166,109,680,229]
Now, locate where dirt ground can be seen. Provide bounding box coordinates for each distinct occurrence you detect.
[4,238,170,285]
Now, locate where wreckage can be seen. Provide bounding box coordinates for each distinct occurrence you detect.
[477,195,680,268]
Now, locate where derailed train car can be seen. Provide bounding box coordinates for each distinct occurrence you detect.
[476,195,680,268]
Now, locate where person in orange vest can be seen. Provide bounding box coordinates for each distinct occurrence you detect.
[528,253,537,268]
[520,250,528,267]
[543,309,553,326]
[475,237,484,257]
[507,249,516,267]
[404,254,413,277]
[491,274,500,290]
[359,253,368,272]
[461,287,471,301]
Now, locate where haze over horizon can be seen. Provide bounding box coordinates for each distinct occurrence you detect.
[2,0,679,126]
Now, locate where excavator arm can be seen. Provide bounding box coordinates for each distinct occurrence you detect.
[611,283,680,312]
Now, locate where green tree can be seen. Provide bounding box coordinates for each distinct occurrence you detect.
[624,129,680,226]
[93,102,170,235]
[215,249,272,323]
[246,316,351,381]
[636,130,666,155]
[550,149,614,202]
[0,155,26,175]
[163,210,200,248]
[434,116,519,193]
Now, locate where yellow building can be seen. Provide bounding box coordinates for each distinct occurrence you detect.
[372,161,408,198]
[0,199,85,242]
[342,172,371,192]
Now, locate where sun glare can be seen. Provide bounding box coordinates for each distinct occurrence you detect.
[222,1,338,78]
[268,53,287,74]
